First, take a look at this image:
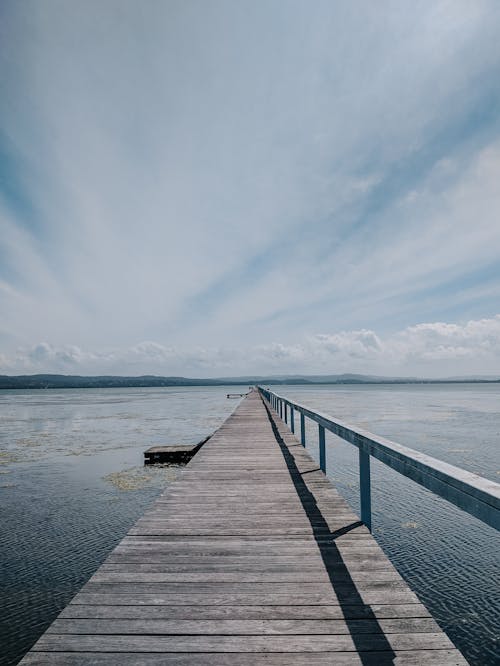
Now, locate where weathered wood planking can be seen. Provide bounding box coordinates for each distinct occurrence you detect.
[20,390,468,665]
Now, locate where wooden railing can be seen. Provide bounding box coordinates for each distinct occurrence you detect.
[258,387,500,533]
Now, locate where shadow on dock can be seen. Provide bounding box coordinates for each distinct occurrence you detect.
[264,402,397,665]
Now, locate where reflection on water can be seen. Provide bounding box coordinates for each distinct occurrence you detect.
[0,386,238,666]
[280,383,500,665]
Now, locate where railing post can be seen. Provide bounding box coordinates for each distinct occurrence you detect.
[290,405,295,433]
[300,412,305,446]
[318,425,326,472]
[359,448,372,532]
[279,400,283,419]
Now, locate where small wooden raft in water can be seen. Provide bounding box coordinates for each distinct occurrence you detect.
[144,443,202,465]
[20,390,467,665]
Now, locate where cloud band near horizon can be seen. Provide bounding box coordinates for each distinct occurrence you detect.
[2,314,500,378]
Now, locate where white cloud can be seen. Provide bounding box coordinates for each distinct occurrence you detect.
[311,331,383,358]
[394,317,500,362]
[2,315,500,377]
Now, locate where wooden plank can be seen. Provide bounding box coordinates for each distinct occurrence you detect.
[119,534,375,543]
[89,571,401,583]
[70,591,422,606]
[47,617,441,635]
[81,581,412,593]
[98,562,397,574]
[103,555,393,567]
[59,603,432,620]
[32,633,456,652]
[18,650,470,665]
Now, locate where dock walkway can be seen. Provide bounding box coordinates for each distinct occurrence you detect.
[21,391,466,664]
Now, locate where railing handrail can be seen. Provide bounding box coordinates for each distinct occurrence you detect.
[258,386,500,533]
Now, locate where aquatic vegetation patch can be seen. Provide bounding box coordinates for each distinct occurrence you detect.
[0,451,23,465]
[103,464,180,491]
[15,437,44,448]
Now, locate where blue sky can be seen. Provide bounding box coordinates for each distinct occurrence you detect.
[2,0,500,377]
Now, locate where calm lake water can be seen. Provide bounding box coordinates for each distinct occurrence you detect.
[1,384,499,664]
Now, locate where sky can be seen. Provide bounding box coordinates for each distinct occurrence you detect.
[2,0,500,378]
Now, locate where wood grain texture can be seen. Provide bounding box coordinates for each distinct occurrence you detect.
[19,650,468,665]
[19,390,467,664]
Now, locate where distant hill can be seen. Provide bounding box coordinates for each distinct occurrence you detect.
[0,374,232,389]
[0,373,499,389]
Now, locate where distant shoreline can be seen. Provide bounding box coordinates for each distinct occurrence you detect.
[1,374,499,390]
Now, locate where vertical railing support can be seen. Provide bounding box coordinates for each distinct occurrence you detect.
[290,405,295,433]
[300,412,305,446]
[284,403,288,424]
[318,425,326,472]
[359,448,372,532]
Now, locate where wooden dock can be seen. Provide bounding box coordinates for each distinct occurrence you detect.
[20,390,467,664]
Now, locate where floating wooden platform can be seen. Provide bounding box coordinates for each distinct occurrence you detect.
[144,441,205,465]
[20,391,467,664]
